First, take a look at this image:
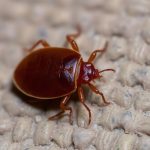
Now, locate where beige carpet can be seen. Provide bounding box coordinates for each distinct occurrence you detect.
[0,0,150,149]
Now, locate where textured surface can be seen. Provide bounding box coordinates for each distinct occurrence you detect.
[0,0,150,150]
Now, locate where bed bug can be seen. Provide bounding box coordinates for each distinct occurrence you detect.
[13,27,115,125]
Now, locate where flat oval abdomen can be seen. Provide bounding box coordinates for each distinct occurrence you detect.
[13,48,81,99]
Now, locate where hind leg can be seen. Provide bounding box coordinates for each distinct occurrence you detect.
[66,25,81,52]
[24,40,51,52]
[78,86,91,125]
[48,95,73,124]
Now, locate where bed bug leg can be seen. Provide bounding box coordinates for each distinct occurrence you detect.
[78,87,91,125]
[88,82,110,104]
[48,95,73,124]
[25,40,51,52]
[66,25,81,52]
[88,41,108,63]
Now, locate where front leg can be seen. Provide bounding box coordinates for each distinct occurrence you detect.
[88,42,108,63]
[88,82,110,104]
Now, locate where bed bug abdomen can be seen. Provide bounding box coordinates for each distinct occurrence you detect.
[13,48,81,99]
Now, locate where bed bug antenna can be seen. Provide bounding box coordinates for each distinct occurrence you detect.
[99,69,115,74]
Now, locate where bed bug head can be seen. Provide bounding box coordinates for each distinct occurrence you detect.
[78,61,115,85]
[78,61,100,84]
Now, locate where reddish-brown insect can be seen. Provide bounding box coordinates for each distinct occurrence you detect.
[13,27,115,125]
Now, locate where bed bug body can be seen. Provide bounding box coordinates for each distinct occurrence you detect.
[13,48,81,99]
[13,28,115,125]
